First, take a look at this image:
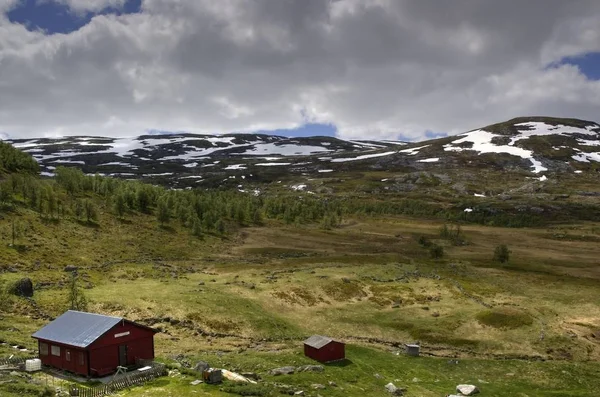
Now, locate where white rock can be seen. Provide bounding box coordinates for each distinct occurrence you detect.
[456,384,480,395]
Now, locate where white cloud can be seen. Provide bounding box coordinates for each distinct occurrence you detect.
[0,0,599,140]
[49,0,127,14]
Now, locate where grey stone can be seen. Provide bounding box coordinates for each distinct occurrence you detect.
[297,365,323,373]
[64,265,78,272]
[269,366,295,376]
[312,384,326,390]
[194,361,210,372]
[385,382,405,395]
[456,384,480,396]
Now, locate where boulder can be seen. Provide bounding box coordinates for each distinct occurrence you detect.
[456,384,480,396]
[269,366,295,376]
[64,265,78,272]
[194,361,210,372]
[12,278,33,297]
[385,382,405,396]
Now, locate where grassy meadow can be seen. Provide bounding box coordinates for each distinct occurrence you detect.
[1,203,600,396]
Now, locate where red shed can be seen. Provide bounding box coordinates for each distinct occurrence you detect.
[303,335,345,363]
[32,310,157,377]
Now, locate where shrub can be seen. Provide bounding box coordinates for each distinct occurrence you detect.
[476,308,533,329]
[429,244,444,259]
[493,244,510,263]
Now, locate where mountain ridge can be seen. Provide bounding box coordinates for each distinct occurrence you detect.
[2,116,599,188]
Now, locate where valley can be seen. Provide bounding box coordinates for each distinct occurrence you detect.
[1,117,600,396]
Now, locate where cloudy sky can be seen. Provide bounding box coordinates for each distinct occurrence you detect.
[1,0,599,141]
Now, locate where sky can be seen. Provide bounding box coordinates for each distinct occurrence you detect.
[1,0,599,141]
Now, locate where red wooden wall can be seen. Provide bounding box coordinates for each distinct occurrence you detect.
[304,341,345,363]
[38,340,89,376]
[88,321,155,376]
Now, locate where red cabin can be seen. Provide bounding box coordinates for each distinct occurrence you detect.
[32,310,157,377]
[303,335,345,363]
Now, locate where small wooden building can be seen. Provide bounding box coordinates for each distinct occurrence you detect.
[32,310,157,377]
[303,335,345,363]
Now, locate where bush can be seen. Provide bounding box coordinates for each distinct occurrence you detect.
[417,235,432,247]
[429,244,444,259]
[493,244,510,263]
[476,308,533,329]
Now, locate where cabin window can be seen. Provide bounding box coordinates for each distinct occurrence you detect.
[66,350,71,361]
[40,343,48,356]
[79,352,85,365]
[51,345,61,356]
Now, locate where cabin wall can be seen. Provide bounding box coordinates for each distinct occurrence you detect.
[88,321,155,376]
[37,340,89,376]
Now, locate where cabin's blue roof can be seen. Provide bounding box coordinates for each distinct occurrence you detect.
[32,310,123,348]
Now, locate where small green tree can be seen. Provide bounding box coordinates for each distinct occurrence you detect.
[157,198,171,225]
[493,244,510,263]
[67,272,88,311]
[84,199,98,223]
[429,244,444,259]
[113,193,127,219]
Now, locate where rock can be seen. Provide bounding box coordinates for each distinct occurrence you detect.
[240,372,260,381]
[269,366,295,376]
[297,365,323,373]
[312,384,326,390]
[294,392,305,396]
[456,384,480,396]
[64,265,78,272]
[385,382,405,395]
[190,380,203,386]
[12,278,33,297]
[374,373,383,379]
[194,361,210,372]
[328,381,337,387]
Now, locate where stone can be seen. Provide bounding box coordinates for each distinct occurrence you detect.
[385,382,405,396]
[294,392,305,396]
[64,265,78,272]
[297,365,324,373]
[194,361,210,372]
[12,278,33,297]
[269,366,295,376]
[328,381,337,387]
[456,384,480,396]
[312,384,326,390]
[190,380,203,386]
[240,372,260,381]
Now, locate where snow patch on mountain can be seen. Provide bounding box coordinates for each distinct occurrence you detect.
[445,130,547,173]
[331,151,396,162]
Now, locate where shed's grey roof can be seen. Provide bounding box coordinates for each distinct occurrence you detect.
[32,311,123,348]
[304,335,340,349]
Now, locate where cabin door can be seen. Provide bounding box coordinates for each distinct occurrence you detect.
[118,345,128,367]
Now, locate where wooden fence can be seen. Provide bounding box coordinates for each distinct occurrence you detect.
[69,362,167,397]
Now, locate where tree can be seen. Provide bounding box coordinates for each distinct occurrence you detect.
[191,216,203,237]
[252,209,263,225]
[157,198,171,225]
[67,272,88,311]
[84,199,98,223]
[11,218,21,246]
[113,193,127,219]
[429,244,444,259]
[493,244,510,263]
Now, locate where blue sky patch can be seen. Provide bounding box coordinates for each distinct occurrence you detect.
[554,52,600,80]
[8,0,141,34]
[258,123,338,138]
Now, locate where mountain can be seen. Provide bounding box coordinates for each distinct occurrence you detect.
[3,117,599,189]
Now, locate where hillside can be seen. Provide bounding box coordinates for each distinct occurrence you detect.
[1,119,600,396]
